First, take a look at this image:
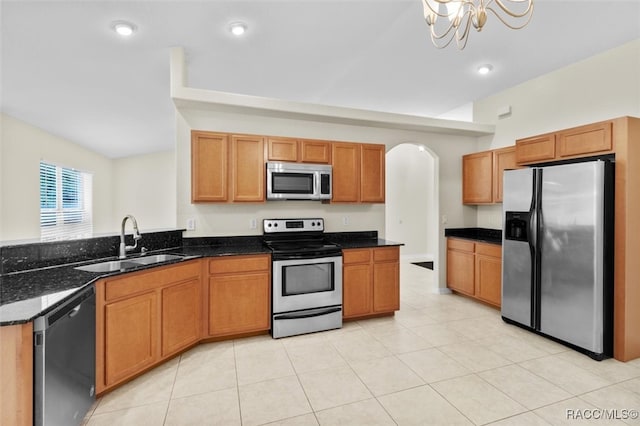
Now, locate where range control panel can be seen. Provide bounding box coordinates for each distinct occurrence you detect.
[263,218,324,233]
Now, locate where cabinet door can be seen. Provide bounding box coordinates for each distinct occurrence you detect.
[103,292,158,387]
[373,261,399,313]
[515,134,556,165]
[462,151,493,204]
[475,254,502,307]
[331,142,361,202]
[191,131,228,202]
[493,146,518,203]
[161,279,201,357]
[0,323,33,426]
[447,249,475,295]
[209,272,270,336]
[557,121,613,158]
[343,264,372,318]
[267,137,298,162]
[230,135,265,202]
[361,144,386,203]
[300,140,331,163]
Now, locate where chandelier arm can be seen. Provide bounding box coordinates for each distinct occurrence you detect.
[426,18,458,48]
[488,0,533,19]
[423,0,476,19]
[428,20,459,41]
[485,4,534,30]
[455,14,473,49]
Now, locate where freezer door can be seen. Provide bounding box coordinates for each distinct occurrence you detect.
[538,162,605,353]
[501,168,535,327]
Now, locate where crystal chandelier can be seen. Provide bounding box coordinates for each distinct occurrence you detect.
[422,0,534,49]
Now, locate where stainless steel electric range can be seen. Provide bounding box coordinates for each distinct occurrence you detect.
[263,218,343,338]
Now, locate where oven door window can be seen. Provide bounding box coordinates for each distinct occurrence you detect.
[282,262,334,295]
[272,172,314,194]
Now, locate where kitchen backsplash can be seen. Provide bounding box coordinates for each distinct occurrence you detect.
[0,230,183,274]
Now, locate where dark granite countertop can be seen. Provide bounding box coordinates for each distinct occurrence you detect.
[0,231,399,326]
[444,228,502,245]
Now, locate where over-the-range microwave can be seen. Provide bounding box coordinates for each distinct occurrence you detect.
[266,161,332,201]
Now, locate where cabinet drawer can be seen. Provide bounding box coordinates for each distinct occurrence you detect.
[373,246,399,262]
[105,261,201,302]
[447,238,475,253]
[343,249,371,265]
[476,242,502,258]
[209,254,270,275]
[515,134,556,164]
[557,122,613,157]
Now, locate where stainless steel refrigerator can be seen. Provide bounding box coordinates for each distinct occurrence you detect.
[501,160,614,360]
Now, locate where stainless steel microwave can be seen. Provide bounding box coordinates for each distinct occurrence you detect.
[266,162,332,200]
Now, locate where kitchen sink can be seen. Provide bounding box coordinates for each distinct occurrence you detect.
[75,254,185,272]
[75,260,140,272]
[128,254,184,265]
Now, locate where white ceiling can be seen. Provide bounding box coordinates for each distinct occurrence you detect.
[2,0,639,158]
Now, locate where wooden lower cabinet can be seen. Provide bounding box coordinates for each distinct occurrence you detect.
[446,242,475,296]
[103,291,159,387]
[343,246,400,319]
[161,279,201,357]
[96,260,201,394]
[447,238,502,308]
[474,244,502,307]
[343,262,372,318]
[0,322,33,426]
[207,254,271,338]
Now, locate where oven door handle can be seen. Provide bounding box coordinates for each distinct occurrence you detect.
[272,252,342,261]
[274,306,342,320]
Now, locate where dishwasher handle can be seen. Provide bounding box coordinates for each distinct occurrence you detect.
[34,285,95,331]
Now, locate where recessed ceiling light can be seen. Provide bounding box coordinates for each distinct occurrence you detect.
[477,64,494,75]
[229,22,247,36]
[112,21,136,37]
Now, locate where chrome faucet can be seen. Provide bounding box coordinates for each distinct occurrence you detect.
[119,214,142,259]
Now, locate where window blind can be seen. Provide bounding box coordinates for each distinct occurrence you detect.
[40,161,93,241]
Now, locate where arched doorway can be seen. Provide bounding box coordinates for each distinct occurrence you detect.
[385,143,439,280]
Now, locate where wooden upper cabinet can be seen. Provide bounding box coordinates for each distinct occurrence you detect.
[191,131,228,202]
[361,144,385,203]
[515,133,556,165]
[300,140,331,163]
[267,137,298,162]
[266,138,331,163]
[557,121,613,158]
[332,142,361,202]
[332,142,386,203]
[493,146,518,203]
[230,134,265,202]
[462,151,493,204]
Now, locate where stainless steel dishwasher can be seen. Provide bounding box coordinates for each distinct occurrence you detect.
[34,285,96,426]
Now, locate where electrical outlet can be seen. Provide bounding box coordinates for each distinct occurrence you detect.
[186,218,196,231]
[250,218,257,229]
[342,216,349,226]
[441,215,448,225]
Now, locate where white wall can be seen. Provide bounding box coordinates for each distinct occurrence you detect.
[0,113,114,241]
[176,107,480,288]
[385,143,436,261]
[474,39,640,228]
[112,150,177,231]
[0,113,178,242]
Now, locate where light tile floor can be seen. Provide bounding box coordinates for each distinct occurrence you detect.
[84,262,640,425]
